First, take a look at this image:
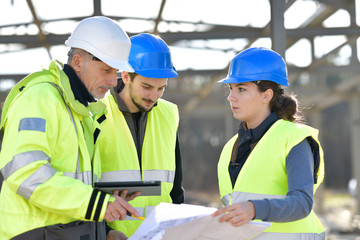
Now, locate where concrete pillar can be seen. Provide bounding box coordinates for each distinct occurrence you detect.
[93,0,102,16]
[270,0,286,57]
[349,94,360,213]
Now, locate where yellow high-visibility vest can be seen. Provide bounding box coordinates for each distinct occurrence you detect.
[218,119,325,240]
[97,93,179,236]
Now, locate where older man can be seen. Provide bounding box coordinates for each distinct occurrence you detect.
[0,16,139,240]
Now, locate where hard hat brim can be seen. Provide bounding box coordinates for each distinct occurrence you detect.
[218,75,290,86]
[135,67,178,78]
[105,59,135,73]
[218,76,254,84]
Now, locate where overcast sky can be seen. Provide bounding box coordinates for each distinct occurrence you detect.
[0,0,358,78]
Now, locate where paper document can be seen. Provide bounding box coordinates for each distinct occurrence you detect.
[129,202,271,240]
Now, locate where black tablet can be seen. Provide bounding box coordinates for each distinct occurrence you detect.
[94,181,161,196]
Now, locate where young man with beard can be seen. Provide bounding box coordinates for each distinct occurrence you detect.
[96,33,184,237]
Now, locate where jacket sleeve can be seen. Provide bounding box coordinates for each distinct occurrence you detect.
[252,139,314,222]
[0,83,110,222]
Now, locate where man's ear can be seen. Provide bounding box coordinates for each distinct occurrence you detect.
[263,89,274,103]
[122,71,130,84]
[71,53,84,72]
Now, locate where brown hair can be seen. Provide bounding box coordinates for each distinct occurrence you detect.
[128,72,138,81]
[255,80,305,123]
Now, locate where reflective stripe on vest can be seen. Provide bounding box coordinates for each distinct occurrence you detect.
[143,170,175,183]
[254,232,325,240]
[1,151,50,180]
[221,192,285,206]
[18,163,56,200]
[0,150,94,199]
[63,171,93,186]
[0,150,55,200]
[101,170,175,183]
[100,170,141,182]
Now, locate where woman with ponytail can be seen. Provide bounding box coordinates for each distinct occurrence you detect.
[212,47,325,240]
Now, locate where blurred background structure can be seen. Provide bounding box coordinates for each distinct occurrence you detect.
[1,0,360,239]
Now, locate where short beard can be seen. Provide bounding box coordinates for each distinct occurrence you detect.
[131,97,153,112]
[128,80,153,112]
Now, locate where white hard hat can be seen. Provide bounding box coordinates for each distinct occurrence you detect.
[65,16,134,72]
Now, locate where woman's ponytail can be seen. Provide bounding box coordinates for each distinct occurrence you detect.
[256,81,305,123]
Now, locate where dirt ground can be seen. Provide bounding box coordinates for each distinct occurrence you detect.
[318,189,360,240]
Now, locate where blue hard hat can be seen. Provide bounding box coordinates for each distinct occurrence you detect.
[128,33,178,78]
[218,47,289,86]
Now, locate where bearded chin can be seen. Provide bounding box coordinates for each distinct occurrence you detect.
[132,98,152,112]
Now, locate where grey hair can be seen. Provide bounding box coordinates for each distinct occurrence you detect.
[67,48,87,64]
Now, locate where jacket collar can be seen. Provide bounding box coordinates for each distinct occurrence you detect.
[53,60,106,117]
[63,64,96,106]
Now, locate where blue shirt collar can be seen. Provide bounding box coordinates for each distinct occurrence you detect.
[238,112,280,144]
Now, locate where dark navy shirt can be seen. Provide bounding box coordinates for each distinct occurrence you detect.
[229,112,280,187]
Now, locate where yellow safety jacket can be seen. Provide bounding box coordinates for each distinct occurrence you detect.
[96,93,179,236]
[218,119,325,240]
[0,61,111,239]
